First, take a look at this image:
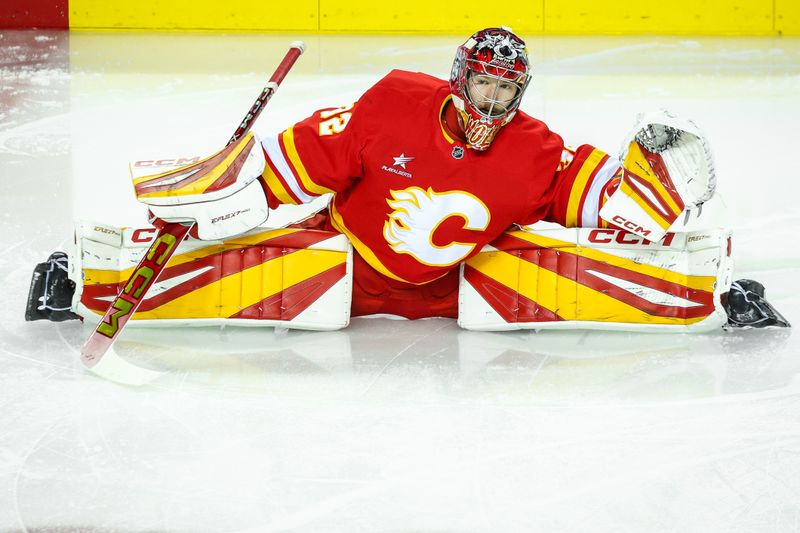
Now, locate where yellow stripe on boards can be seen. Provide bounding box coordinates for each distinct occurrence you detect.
[68,0,788,35]
[777,0,800,34]
[544,0,773,35]
[69,0,318,31]
[319,1,543,33]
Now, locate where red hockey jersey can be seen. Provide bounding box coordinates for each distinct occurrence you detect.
[260,70,620,284]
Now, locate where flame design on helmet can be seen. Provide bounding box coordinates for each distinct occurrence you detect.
[449,27,531,151]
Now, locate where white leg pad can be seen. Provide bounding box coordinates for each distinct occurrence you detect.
[458,225,733,332]
[70,221,352,331]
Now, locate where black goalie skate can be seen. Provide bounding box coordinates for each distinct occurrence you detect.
[723,279,790,329]
[25,251,80,322]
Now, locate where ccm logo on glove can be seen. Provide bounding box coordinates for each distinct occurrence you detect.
[611,215,652,238]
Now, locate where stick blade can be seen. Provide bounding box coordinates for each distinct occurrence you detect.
[79,221,192,380]
[81,332,113,368]
[86,343,166,386]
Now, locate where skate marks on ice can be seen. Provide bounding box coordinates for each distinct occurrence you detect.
[10,315,796,398]
[1,286,799,532]
[3,324,799,532]
[0,31,70,159]
[1,30,799,531]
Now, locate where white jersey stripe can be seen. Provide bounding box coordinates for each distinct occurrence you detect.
[261,134,315,204]
[582,156,620,227]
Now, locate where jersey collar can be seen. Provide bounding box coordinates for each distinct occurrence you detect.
[438,95,466,146]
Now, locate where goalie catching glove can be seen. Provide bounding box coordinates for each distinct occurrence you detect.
[600,110,716,242]
[132,132,271,240]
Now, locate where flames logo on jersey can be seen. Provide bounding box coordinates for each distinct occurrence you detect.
[383,187,490,267]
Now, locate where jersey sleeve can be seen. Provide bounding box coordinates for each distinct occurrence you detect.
[258,100,366,208]
[543,144,622,228]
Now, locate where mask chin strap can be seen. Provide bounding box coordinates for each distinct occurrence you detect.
[463,115,501,151]
[451,93,504,151]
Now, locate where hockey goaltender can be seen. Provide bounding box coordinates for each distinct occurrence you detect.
[26,27,789,334]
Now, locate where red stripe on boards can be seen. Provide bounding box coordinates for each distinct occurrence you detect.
[1,1,68,28]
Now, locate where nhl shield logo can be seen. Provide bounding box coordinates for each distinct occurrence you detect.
[451,146,464,159]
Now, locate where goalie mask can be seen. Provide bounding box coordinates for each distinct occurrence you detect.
[450,27,531,151]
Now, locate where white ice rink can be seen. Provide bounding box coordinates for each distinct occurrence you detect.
[1,30,799,532]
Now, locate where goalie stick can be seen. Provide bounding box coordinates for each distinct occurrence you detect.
[80,41,306,385]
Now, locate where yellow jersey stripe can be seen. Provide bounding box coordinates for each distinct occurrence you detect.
[438,95,456,145]
[262,160,299,205]
[565,148,606,228]
[282,127,335,196]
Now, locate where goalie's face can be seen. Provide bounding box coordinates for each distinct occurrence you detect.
[466,73,521,117]
[449,27,531,151]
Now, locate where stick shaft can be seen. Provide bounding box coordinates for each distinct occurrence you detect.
[81,42,305,369]
[229,42,304,144]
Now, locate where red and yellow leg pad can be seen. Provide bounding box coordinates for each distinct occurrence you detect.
[71,222,352,330]
[458,226,733,332]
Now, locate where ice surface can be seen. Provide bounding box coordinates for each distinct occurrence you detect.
[1,30,799,532]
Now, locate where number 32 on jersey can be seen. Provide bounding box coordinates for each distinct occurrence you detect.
[319,104,354,136]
